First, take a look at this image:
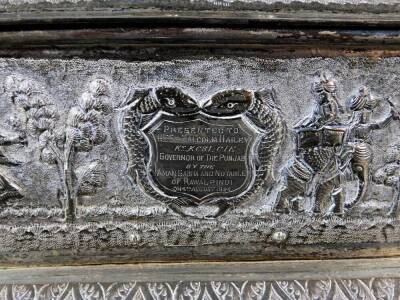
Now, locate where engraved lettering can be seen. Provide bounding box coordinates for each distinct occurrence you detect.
[144,115,257,201]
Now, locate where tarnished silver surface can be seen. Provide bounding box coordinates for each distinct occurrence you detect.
[0,0,397,296]
[0,259,399,299]
[0,57,400,262]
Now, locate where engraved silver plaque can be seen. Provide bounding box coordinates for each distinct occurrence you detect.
[143,114,258,202]
[122,88,284,216]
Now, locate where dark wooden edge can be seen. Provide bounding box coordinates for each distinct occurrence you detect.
[0,2,395,58]
[1,241,399,267]
[0,27,399,60]
[2,28,400,46]
[0,10,399,29]
[0,258,399,284]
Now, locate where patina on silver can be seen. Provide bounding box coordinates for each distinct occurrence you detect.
[0,57,399,263]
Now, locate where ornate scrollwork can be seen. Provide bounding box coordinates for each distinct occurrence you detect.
[121,87,285,218]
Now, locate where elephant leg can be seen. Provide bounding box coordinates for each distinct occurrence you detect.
[326,186,344,216]
[274,174,293,213]
[313,178,326,214]
[314,178,336,214]
[274,190,291,214]
[327,173,345,216]
[275,176,307,214]
[291,197,304,213]
[388,201,399,217]
[307,174,323,214]
[312,188,323,214]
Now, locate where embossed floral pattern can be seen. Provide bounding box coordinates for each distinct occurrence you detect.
[0,278,397,300]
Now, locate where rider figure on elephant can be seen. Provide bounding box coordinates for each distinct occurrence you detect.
[275,73,346,215]
[341,86,399,210]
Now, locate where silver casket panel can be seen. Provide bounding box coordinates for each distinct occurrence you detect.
[0,57,399,262]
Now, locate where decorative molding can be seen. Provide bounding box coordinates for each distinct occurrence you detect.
[0,278,398,300]
[0,259,399,299]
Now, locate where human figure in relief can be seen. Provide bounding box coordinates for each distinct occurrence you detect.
[0,133,25,201]
[342,87,399,210]
[276,73,347,215]
[295,73,343,129]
